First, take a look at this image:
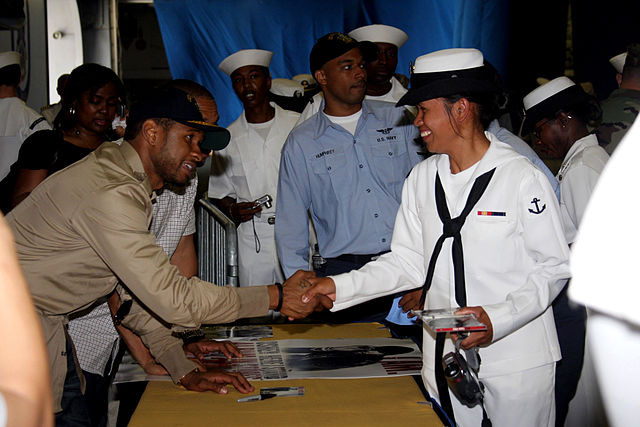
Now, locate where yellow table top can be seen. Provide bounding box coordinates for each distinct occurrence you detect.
[128,323,442,427]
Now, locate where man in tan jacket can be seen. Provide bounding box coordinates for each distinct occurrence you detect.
[6,87,324,424]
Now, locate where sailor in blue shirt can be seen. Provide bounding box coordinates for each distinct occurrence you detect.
[275,32,423,321]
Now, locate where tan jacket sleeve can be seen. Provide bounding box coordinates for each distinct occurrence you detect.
[120,299,197,383]
[70,184,270,328]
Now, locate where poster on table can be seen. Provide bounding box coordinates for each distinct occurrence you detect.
[190,337,422,380]
[201,325,274,340]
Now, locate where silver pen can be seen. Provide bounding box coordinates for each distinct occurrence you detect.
[237,393,277,402]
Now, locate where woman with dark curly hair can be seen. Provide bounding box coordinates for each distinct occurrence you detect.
[0,63,125,212]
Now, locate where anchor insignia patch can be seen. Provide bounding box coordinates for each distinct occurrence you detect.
[528,197,546,214]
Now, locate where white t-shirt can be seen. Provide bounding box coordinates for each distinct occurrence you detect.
[440,160,479,205]
[324,109,362,135]
[247,116,275,141]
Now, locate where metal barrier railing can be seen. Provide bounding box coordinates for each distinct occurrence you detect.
[196,198,238,287]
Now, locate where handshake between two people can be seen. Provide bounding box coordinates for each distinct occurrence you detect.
[175,271,336,395]
[276,270,337,320]
[177,272,337,394]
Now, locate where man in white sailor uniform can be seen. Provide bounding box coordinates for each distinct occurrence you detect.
[0,51,50,181]
[296,24,410,124]
[348,24,409,103]
[209,49,300,286]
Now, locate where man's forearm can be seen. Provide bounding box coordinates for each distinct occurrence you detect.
[117,323,156,369]
[108,292,156,369]
[170,234,197,278]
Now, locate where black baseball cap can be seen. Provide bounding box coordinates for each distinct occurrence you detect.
[309,32,377,73]
[127,87,230,151]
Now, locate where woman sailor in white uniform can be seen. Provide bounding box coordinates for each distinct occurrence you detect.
[302,49,570,426]
[523,77,609,427]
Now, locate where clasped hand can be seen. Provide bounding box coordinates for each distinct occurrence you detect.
[278,270,335,320]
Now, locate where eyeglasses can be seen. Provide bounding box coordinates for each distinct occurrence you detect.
[533,117,555,139]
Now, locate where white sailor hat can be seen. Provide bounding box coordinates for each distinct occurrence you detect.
[348,24,409,48]
[522,76,591,133]
[292,73,316,87]
[396,48,497,107]
[0,51,21,69]
[270,78,304,98]
[218,49,273,76]
[609,52,627,74]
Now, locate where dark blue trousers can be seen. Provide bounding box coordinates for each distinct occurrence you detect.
[55,339,91,427]
[553,282,587,427]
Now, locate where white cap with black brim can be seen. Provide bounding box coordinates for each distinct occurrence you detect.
[396,48,498,107]
[521,76,591,134]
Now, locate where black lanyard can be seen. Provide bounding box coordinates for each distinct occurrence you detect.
[421,167,496,426]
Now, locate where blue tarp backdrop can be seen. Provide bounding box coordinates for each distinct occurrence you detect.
[154,0,508,127]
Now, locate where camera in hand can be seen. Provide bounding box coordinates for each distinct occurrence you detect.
[254,194,273,210]
[442,350,485,407]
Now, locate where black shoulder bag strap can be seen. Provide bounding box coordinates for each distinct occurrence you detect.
[419,167,496,426]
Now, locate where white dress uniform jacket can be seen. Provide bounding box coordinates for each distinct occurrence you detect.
[364,76,408,104]
[556,133,609,244]
[209,103,300,286]
[0,97,50,180]
[331,133,570,422]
